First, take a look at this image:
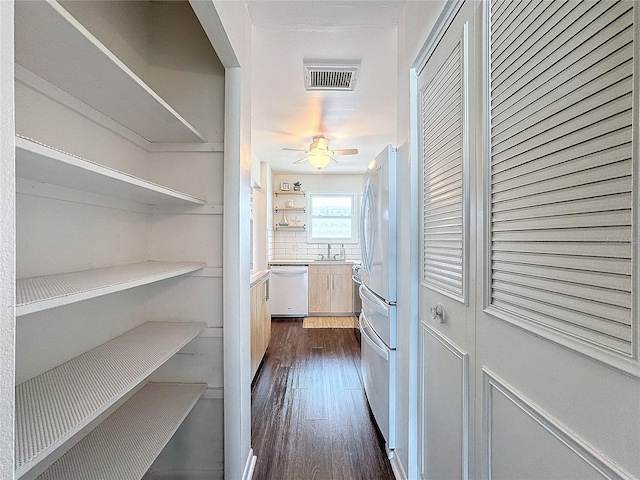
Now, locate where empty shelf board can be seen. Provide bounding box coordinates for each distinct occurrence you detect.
[16,136,207,206]
[15,322,206,479]
[37,382,206,480]
[17,261,206,316]
[14,1,205,143]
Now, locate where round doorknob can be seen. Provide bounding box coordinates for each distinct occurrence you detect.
[430,304,445,323]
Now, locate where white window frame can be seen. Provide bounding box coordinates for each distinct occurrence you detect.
[307,192,358,244]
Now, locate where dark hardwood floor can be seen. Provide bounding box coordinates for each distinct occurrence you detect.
[251,318,395,480]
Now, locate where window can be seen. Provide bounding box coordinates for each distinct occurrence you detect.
[307,193,358,243]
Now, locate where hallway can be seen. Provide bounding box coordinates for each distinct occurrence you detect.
[251,318,395,480]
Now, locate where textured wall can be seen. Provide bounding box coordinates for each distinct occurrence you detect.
[0,1,15,477]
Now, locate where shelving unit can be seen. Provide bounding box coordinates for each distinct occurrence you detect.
[37,382,206,480]
[15,136,207,206]
[16,261,206,316]
[14,1,205,144]
[274,190,307,232]
[15,322,206,479]
[12,1,225,477]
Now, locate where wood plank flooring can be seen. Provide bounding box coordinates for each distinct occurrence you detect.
[251,318,395,480]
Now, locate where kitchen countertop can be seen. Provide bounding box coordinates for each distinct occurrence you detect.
[268,259,360,266]
[250,269,270,288]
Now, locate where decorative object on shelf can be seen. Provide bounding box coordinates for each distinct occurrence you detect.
[291,216,301,226]
[293,181,302,191]
[285,199,294,208]
[281,181,291,191]
[278,210,289,226]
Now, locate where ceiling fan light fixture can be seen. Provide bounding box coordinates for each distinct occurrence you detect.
[308,154,331,170]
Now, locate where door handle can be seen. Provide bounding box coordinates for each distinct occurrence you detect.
[430,303,445,323]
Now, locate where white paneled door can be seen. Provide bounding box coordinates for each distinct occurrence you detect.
[418,1,640,479]
[418,1,476,478]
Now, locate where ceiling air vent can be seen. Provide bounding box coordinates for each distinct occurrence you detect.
[304,63,359,91]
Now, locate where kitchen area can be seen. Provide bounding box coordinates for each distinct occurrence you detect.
[249,145,397,464]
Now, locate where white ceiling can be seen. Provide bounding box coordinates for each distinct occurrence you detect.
[247,1,406,174]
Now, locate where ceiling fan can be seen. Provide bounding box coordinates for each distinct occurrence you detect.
[283,136,358,170]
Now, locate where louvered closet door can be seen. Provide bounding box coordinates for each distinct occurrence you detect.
[475,1,640,478]
[417,2,477,479]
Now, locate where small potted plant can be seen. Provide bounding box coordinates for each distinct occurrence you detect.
[293,181,302,191]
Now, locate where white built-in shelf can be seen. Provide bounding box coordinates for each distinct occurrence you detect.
[37,382,205,480]
[14,0,205,144]
[274,225,306,231]
[15,136,207,206]
[274,206,306,213]
[274,190,306,197]
[17,261,206,316]
[15,322,206,479]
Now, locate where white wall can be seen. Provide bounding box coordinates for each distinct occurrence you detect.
[0,1,15,477]
[395,1,446,477]
[270,173,362,261]
[251,162,270,271]
[209,1,254,478]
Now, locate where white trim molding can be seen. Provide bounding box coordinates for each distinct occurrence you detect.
[242,449,257,480]
[390,451,408,480]
[482,368,635,480]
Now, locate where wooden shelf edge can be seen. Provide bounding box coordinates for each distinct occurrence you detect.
[15,136,207,206]
[274,225,306,231]
[274,190,306,197]
[15,322,206,479]
[274,207,306,212]
[16,261,206,316]
[35,382,206,480]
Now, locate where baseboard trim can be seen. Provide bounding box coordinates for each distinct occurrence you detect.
[242,449,257,480]
[390,451,408,480]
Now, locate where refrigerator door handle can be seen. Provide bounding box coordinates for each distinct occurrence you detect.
[359,284,389,317]
[360,179,374,274]
[359,312,389,361]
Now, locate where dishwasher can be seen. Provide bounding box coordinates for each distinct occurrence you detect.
[270,265,309,316]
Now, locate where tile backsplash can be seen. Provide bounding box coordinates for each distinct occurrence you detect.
[268,229,361,262]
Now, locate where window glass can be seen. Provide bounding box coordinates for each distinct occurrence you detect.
[307,193,357,243]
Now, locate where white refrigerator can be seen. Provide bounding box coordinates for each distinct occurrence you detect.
[358,144,397,453]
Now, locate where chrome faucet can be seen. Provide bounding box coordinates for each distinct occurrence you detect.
[327,243,332,258]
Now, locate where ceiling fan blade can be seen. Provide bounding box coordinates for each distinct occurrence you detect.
[282,147,308,153]
[328,156,339,165]
[331,148,358,156]
[292,156,309,164]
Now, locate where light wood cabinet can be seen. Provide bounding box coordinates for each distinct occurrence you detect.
[251,276,271,379]
[308,264,353,315]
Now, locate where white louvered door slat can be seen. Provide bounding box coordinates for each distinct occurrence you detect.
[489,0,635,355]
[421,36,466,302]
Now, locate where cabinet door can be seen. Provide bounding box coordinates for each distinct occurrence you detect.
[250,285,260,378]
[331,273,353,314]
[308,265,331,314]
[258,281,271,357]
